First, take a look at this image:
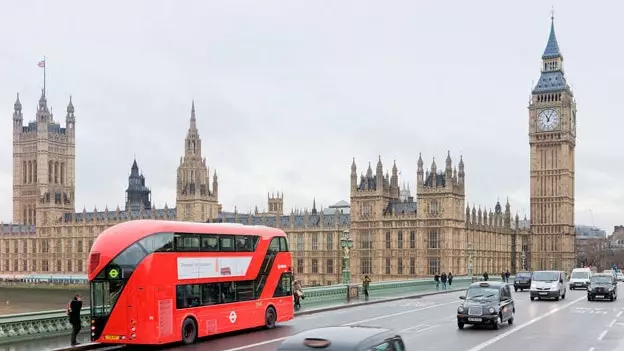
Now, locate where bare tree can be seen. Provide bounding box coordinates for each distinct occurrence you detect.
[577,238,610,270]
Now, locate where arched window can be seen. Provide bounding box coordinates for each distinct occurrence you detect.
[60,163,65,185]
[54,162,59,184]
[23,161,27,184]
[33,161,37,182]
[28,205,32,225]
[23,207,27,225]
[27,161,32,184]
[48,161,53,182]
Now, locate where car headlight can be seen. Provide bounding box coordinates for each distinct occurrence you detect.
[609,287,614,292]
[458,306,464,313]
[488,307,495,314]
[530,283,536,289]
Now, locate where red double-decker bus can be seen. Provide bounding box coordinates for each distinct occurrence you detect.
[88,220,294,345]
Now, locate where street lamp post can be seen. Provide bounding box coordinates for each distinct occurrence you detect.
[550,256,554,270]
[467,242,473,280]
[341,230,353,285]
[521,251,526,271]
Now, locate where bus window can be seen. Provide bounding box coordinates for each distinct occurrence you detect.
[220,236,235,251]
[279,237,289,252]
[235,236,254,252]
[220,282,235,302]
[201,284,220,306]
[273,272,293,297]
[235,281,255,301]
[174,234,200,251]
[268,238,280,253]
[176,284,201,309]
[200,235,219,252]
[141,233,174,252]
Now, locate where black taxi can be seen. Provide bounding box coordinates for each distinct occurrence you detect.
[277,326,405,351]
[457,281,515,329]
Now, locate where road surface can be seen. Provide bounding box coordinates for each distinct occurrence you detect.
[159,285,624,351]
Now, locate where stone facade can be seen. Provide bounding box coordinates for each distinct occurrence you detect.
[528,18,577,271]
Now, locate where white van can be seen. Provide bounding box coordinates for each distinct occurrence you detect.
[569,268,592,290]
[530,270,567,301]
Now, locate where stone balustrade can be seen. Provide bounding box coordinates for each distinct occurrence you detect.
[0,275,503,345]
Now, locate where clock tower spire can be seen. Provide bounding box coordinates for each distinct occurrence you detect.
[528,14,577,272]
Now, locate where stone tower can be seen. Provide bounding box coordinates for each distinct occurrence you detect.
[125,159,152,211]
[267,192,284,216]
[176,101,219,222]
[12,91,76,226]
[416,152,465,272]
[528,16,577,271]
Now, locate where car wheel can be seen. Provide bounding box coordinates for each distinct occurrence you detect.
[508,316,514,325]
[181,317,198,345]
[457,322,464,329]
[530,296,535,301]
[562,292,566,299]
[265,306,277,329]
[493,315,501,330]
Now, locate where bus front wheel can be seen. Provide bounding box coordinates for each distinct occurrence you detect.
[265,306,277,329]
[181,317,197,345]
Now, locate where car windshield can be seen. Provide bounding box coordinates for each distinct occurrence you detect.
[465,287,499,300]
[516,272,531,278]
[571,271,589,279]
[591,276,612,284]
[532,271,560,282]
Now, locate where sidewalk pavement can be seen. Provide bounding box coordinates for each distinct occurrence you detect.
[3,281,480,351]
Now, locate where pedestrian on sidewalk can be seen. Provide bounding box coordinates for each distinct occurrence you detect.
[293,280,304,310]
[448,272,453,286]
[362,275,371,300]
[434,273,440,289]
[67,293,82,346]
[505,270,511,283]
[441,272,447,290]
[483,272,489,281]
[501,272,505,282]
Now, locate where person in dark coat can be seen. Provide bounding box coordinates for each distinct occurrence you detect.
[69,293,83,345]
[441,272,448,290]
[448,272,454,286]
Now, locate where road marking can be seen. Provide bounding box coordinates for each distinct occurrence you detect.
[598,330,608,341]
[617,311,623,318]
[399,323,438,334]
[343,301,457,325]
[466,295,585,351]
[589,347,595,351]
[609,319,616,328]
[220,301,457,351]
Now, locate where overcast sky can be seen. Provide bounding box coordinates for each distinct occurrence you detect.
[0,1,621,233]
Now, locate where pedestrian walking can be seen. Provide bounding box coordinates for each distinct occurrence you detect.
[68,293,82,346]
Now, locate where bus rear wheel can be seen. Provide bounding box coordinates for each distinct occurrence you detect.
[181,317,197,345]
[265,306,277,329]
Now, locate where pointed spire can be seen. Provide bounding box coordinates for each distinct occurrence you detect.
[14,93,22,111]
[351,157,356,172]
[446,151,452,167]
[542,11,561,59]
[190,100,197,129]
[417,153,423,168]
[67,95,74,114]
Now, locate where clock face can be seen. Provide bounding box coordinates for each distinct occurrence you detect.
[538,109,560,131]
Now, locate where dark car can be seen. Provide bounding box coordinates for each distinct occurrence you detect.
[277,326,405,351]
[457,281,515,330]
[588,273,618,301]
[513,271,532,292]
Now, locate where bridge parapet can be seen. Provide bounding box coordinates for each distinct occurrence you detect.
[0,275,504,345]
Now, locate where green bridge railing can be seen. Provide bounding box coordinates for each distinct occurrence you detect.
[0,275,507,344]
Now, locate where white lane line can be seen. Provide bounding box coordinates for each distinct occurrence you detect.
[589,347,595,351]
[221,301,457,351]
[617,311,623,318]
[466,295,585,351]
[609,319,616,328]
[344,301,456,325]
[598,330,608,341]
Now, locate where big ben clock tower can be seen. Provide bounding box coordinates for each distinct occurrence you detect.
[528,16,577,271]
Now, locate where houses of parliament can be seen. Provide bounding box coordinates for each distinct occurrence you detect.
[0,18,576,286]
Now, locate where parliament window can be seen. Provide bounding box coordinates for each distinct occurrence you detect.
[428,258,440,275]
[397,231,403,249]
[397,258,403,275]
[311,259,319,274]
[385,258,391,274]
[428,229,439,249]
[360,257,372,275]
[410,231,416,248]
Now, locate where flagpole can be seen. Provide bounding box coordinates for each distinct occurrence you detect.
[43,56,46,97]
